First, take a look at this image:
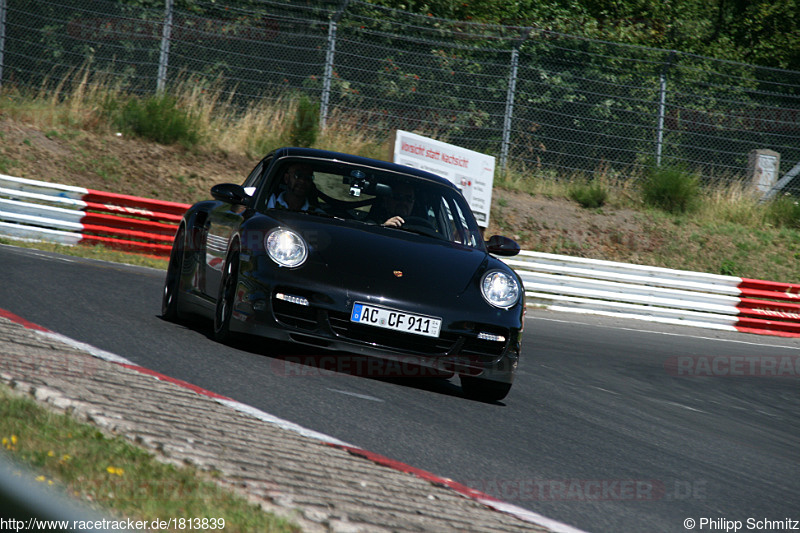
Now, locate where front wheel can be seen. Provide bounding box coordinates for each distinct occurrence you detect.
[161,226,185,322]
[213,247,239,343]
[460,375,512,403]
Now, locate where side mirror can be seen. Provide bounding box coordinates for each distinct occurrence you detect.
[211,183,250,206]
[485,235,520,257]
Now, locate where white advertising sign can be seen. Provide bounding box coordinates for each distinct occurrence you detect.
[392,130,494,227]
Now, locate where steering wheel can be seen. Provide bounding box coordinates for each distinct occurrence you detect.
[401,216,439,237]
[402,215,432,227]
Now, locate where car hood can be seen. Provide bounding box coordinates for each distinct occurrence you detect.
[267,212,490,301]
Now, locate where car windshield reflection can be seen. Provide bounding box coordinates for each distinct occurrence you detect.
[257,162,482,247]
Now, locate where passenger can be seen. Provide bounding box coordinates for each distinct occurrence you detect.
[267,164,318,211]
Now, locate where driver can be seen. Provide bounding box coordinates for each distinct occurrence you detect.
[267,163,318,211]
[381,182,415,227]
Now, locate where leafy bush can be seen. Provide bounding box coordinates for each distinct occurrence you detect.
[289,96,319,148]
[568,180,608,208]
[115,95,200,147]
[641,165,700,213]
[765,194,800,228]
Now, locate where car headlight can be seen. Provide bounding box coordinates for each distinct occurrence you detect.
[480,270,520,308]
[265,228,307,267]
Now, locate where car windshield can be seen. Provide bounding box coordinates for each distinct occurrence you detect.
[255,160,483,248]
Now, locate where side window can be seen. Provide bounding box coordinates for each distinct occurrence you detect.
[441,196,477,247]
[242,158,269,196]
[438,197,456,242]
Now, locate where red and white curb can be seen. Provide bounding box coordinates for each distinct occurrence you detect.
[0,307,587,533]
[734,278,800,337]
[0,174,188,257]
[508,251,800,339]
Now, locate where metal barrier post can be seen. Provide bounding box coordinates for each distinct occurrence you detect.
[321,0,350,130]
[500,30,529,170]
[157,0,174,94]
[0,0,6,87]
[320,19,337,130]
[655,51,675,167]
[500,47,519,170]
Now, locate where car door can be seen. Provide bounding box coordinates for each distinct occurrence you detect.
[203,157,270,298]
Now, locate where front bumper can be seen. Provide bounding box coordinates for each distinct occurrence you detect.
[230,267,522,384]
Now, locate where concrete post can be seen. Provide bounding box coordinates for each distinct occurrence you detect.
[748,149,780,193]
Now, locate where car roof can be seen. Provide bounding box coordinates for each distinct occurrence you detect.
[267,147,459,191]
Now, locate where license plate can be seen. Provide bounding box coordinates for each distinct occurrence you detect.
[350,303,442,338]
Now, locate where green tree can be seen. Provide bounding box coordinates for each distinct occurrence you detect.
[371,0,800,69]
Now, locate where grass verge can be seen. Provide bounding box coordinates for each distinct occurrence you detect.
[639,210,800,280]
[0,239,168,270]
[0,384,299,532]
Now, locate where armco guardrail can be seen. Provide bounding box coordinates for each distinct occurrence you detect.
[2,174,798,338]
[0,174,189,257]
[504,251,800,338]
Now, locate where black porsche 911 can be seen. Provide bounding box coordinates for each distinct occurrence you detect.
[161,147,524,401]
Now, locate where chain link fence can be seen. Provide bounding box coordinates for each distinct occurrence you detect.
[2,0,799,193]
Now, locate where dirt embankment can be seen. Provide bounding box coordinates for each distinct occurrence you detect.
[1,116,762,277]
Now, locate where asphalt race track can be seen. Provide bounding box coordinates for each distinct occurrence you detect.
[2,244,798,533]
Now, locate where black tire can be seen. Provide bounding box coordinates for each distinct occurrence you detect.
[161,226,185,321]
[213,246,239,343]
[460,375,512,402]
